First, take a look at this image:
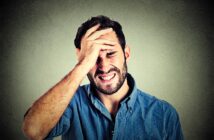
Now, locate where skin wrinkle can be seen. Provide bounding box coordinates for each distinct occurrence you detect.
[22,16,132,139]
[86,30,129,95]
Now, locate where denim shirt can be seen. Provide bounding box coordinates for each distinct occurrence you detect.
[46,74,184,140]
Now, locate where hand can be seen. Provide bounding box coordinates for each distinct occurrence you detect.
[77,24,116,72]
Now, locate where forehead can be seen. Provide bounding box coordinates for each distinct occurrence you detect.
[99,31,119,42]
[99,31,122,51]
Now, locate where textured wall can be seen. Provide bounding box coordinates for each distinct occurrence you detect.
[1,0,213,139]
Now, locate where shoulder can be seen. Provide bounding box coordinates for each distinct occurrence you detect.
[136,89,178,116]
[135,89,183,139]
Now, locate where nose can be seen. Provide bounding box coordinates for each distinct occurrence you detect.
[97,54,110,72]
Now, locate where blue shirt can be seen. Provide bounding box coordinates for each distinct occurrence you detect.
[46,74,184,140]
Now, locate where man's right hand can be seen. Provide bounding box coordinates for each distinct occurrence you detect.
[22,24,117,140]
[77,24,116,73]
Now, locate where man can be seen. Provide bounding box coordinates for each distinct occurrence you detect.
[22,15,184,140]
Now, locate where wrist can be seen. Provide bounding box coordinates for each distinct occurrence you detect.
[75,61,92,76]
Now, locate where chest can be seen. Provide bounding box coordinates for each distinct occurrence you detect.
[65,104,164,140]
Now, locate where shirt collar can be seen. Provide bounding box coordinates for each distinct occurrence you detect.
[120,73,138,110]
[86,73,138,110]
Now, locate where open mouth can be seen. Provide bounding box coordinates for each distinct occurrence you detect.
[98,73,116,82]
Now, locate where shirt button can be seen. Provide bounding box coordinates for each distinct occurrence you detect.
[111,130,114,135]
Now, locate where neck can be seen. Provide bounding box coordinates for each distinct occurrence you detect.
[96,79,129,116]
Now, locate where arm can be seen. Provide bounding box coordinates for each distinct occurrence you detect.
[22,63,88,140]
[22,25,115,140]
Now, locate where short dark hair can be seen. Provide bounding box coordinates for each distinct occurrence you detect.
[74,15,126,50]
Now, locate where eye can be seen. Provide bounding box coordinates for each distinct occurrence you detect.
[107,51,117,57]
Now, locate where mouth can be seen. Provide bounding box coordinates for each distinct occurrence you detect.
[97,73,116,83]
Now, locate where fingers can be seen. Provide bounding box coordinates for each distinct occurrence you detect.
[93,44,114,51]
[84,24,113,41]
[87,28,113,40]
[80,25,116,57]
[84,24,100,37]
[93,39,117,46]
[77,25,116,70]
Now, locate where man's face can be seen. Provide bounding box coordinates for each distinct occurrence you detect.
[87,31,130,95]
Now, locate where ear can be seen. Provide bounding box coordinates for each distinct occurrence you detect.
[124,45,130,62]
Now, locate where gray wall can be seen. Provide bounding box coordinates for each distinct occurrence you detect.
[1,0,213,139]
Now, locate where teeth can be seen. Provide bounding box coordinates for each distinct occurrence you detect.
[100,74,114,80]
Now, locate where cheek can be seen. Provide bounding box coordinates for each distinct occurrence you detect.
[110,55,125,67]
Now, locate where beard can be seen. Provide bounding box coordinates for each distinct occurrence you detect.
[87,61,128,95]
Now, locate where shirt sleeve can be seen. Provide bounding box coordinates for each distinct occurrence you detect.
[44,105,72,139]
[163,102,184,140]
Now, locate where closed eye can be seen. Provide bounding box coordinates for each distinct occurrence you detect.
[107,51,117,57]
